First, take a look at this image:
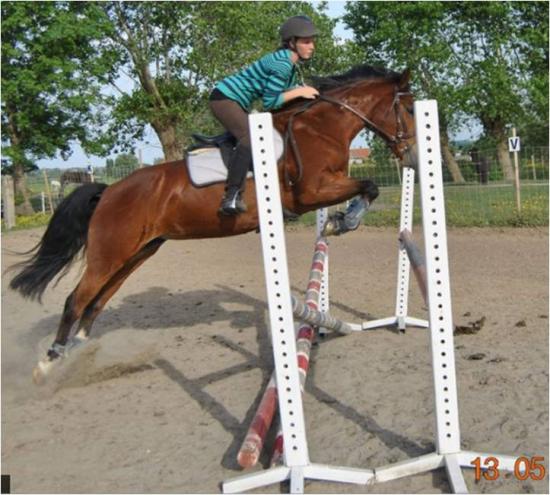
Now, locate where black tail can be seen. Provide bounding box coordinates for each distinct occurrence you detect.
[9,182,108,301]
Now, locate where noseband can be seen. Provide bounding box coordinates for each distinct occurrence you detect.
[283,88,414,185]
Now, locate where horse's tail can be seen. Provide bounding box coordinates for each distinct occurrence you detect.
[9,182,109,301]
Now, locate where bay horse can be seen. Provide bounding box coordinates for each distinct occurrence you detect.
[9,65,417,383]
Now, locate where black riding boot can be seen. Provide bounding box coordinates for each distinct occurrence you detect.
[219,186,247,216]
[219,143,251,216]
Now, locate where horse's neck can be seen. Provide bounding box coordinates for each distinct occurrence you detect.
[331,79,393,145]
[309,85,386,149]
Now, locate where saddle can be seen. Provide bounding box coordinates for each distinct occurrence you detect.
[185,130,284,188]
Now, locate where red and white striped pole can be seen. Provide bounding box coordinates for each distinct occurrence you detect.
[236,237,329,468]
[271,238,328,466]
[399,228,428,305]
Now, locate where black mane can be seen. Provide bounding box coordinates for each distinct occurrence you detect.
[311,65,401,92]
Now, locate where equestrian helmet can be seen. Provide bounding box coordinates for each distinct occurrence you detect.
[280,15,318,41]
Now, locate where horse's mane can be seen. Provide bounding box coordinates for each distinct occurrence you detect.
[311,65,401,92]
[274,64,401,115]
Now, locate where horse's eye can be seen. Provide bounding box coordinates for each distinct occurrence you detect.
[405,106,414,116]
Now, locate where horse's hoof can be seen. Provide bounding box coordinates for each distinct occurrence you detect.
[322,214,346,237]
[68,332,89,350]
[32,359,57,385]
[322,219,337,236]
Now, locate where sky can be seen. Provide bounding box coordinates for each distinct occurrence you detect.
[37,1,481,170]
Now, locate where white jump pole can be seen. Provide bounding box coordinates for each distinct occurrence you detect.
[362,161,429,331]
[373,100,521,492]
[223,113,374,494]
[315,207,363,334]
[316,208,329,336]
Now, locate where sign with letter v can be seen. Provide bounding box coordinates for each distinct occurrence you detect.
[508,137,521,152]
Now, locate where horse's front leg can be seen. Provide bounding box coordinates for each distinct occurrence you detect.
[297,175,379,236]
[297,174,379,209]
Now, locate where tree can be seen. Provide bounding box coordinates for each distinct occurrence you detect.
[114,153,138,171]
[343,1,466,183]
[451,2,548,179]
[92,2,345,160]
[2,0,357,201]
[344,1,548,182]
[515,2,549,147]
[0,157,37,176]
[105,153,138,177]
[1,1,118,213]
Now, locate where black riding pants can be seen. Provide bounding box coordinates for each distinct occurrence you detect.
[209,98,252,191]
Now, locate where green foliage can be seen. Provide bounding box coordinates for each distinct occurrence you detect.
[343,1,549,147]
[343,2,463,130]
[1,2,119,163]
[90,2,349,157]
[1,157,37,175]
[114,153,138,170]
[2,213,50,232]
[105,153,138,176]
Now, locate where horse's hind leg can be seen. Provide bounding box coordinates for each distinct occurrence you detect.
[74,238,165,340]
[33,264,118,383]
[33,241,160,383]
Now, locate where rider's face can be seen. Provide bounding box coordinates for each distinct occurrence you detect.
[294,37,315,59]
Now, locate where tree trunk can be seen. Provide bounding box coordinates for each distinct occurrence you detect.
[481,117,514,181]
[12,163,35,215]
[440,132,466,183]
[5,104,34,215]
[496,138,514,181]
[152,122,184,161]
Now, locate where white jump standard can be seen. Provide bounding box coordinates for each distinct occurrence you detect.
[362,164,429,331]
[222,112,374,493]
[371,100,522,492]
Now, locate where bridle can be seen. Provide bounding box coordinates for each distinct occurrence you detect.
[320,89,414,144]
[283,87,415,185]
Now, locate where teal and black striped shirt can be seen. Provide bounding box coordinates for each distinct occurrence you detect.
[215,49,299,112]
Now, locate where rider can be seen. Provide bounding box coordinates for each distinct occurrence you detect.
[210,15,320,215]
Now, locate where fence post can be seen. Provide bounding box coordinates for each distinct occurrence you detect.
[531,154,537,181]
[394,157,402,185]
[511,127,521,213]
[42,169,54,213]
[2,176,16,229]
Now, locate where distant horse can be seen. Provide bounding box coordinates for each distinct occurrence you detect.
[10,65,417,382]
[469,148,490,184]
[59,170,92,197]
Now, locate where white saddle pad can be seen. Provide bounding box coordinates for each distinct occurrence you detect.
[187,130,284,187]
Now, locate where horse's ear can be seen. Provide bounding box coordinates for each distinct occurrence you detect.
[399,69,411,89]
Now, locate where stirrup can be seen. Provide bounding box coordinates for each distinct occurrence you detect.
[219,190,247,215]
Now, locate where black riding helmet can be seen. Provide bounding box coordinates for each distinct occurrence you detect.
[280,15,318,42]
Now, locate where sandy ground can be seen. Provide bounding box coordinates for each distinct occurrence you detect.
[1,225,548,494]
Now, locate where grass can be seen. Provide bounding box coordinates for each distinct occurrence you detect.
[2,212,51,232]
[294,182,548,228]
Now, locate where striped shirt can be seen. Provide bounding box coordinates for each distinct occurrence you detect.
[215,49,299,111]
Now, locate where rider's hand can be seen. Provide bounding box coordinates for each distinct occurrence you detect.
[300,86,319,99]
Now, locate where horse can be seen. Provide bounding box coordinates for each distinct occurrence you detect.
[9,65,417,383]
[59,169,92,197]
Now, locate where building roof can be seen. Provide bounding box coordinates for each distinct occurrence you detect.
[349,148,370,160]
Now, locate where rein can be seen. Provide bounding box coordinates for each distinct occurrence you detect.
[282,89,413,186]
